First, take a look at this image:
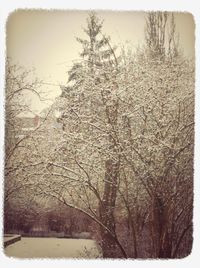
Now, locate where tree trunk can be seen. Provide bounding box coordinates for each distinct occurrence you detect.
[99,158,120,258]
[98,80,126,258]
[150,196,172,258]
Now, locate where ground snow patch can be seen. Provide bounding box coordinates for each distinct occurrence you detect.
[4,237,102,258]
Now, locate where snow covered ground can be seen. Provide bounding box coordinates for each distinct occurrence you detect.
[4,237,102,259]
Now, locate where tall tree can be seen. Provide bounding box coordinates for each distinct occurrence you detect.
[145,12,179,60]
[67,12,118,88]
[60,12,125,258]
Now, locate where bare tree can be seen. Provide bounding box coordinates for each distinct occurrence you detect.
[145,12,179,60]
[5,60,43,202]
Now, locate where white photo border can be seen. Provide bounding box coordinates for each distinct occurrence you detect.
[0,1,199,267]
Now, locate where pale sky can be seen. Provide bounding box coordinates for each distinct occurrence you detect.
[6,10,195,113]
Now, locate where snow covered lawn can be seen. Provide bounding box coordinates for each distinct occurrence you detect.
[4,237,102,258]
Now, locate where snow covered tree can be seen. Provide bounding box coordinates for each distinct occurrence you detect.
[67,11,118,89]
[4,60,45,234]
[115,12,194,257]
[4,59,43,203]
[48,12,127,258]
[117,52,194,257]
[143,12,194,257]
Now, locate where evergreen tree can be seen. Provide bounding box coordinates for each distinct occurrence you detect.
[65,12,118,91]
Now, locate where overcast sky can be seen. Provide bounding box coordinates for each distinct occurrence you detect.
[6,10,195,113]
